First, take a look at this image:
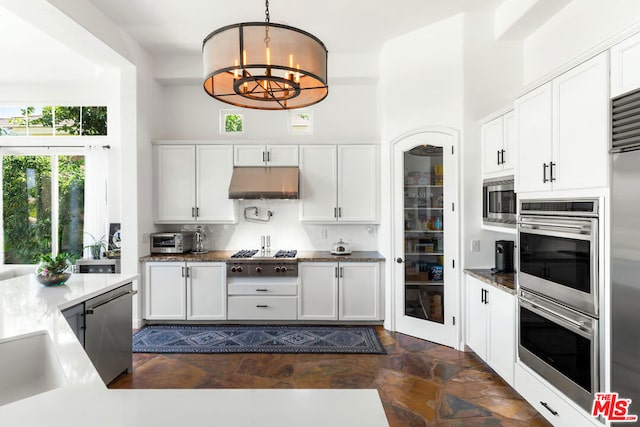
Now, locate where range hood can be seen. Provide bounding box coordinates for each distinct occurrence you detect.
[228,167,299,199]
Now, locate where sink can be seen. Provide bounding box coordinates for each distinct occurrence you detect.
[0,331,66,406]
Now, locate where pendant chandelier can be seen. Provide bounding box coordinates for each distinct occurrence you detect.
[202,0,329,110]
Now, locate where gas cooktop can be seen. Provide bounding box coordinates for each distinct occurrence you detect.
[229,249,297,259]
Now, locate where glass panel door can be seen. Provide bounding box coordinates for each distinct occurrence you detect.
[403,145,445,323]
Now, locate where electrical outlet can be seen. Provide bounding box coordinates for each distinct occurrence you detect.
[471,240,480,252]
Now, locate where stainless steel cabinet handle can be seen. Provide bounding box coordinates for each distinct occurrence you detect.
[484,289,489,305]
[338,207,342,218]
[339,267,343,278]
[185,267,190,278]
[542,163,549,183]
[497,150,501,165]
[191,207,196,217]
[335,267,338,278]
[500,149,505,165]
[267,151,271,162]
[196,207,200,217]
[181,266,185,277]
[550,161,556,182]
[262,151,266,162]
[540,401,558,416]
[256,305,268,308]
[334,207,337,218]
[256,289,268,292]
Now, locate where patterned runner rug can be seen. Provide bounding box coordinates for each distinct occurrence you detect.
[133,324,386,354]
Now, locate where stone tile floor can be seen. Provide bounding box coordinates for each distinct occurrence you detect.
[110,326,551,426]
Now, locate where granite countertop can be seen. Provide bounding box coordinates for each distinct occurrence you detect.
[297,251,385,262]
[464,268,516,295]
[140,251,385,263]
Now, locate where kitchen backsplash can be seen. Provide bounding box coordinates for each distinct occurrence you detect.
[158,200,378,251]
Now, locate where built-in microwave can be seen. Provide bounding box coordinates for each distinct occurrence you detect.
[482,176,516,228]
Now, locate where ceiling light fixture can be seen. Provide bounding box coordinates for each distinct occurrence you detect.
[202,0,329,110]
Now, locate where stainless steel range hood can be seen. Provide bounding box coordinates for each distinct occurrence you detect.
[228,167,299,199]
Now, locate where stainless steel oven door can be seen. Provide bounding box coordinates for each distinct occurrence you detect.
[518,290,598,411]
[518,215,598,316]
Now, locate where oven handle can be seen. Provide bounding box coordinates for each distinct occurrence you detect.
[519,297,593,337]
[517,221,594,239]
[518,221,584,230]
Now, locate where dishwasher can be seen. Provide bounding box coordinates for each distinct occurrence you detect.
[84,282,135,385]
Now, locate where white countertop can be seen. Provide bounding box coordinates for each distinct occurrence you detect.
[0,273,389,426]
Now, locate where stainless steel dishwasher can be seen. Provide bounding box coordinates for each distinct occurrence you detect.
[84,282,135,385]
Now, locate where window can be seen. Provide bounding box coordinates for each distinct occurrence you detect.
[289,110,313,134]
[2,153,85,264]
[220,109,244,134]
[0,105,107,136]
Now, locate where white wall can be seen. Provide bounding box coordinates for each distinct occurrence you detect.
[523,0,640,84]
[462,12,522,269]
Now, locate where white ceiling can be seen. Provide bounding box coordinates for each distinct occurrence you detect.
[87,0,505,56]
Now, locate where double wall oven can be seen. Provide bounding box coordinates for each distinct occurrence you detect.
[517,198,600,412]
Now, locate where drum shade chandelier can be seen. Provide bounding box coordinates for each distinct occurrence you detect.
[202,0,329,110]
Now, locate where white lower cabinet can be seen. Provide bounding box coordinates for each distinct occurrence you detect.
[227,277,298,320]
[145,262,226,320]
[299,262,381,321]
[515,364,599,427]
[465,275,515,386]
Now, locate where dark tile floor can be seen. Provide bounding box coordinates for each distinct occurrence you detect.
[110,326,551,427]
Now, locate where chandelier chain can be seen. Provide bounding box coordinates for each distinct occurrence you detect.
[265,0,270,23]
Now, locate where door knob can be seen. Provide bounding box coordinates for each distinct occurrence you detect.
[396,257,404,264]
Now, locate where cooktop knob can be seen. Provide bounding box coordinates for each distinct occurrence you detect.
[230,266,237,273]
[280,266,287,272]
[255,267,263,273]
[274,266,281,272]
[237,266,244,273]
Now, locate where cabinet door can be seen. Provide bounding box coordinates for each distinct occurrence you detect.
[487,288,516,386]
[145,262,186,320]
[298,262,338,320]
[196,145,237,222]
[266,145,298,166]
[552,53,609,191]
[339,263,380,321]
[515,82,553,193]
[155,145,196,222]
[337,145,378,222]
[502,111,516,172]
[611,31,640,98]
[299,145,338,222]
[465,276,487,359]
[481,117,505,176]
[234,145,266,166]
[187,262,226,320]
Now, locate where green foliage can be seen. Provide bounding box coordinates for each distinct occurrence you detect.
[32,106,107,135]
[84,232,106,259]
[3,155,85,264]
[37,252,71,274]
[225,113,243,133]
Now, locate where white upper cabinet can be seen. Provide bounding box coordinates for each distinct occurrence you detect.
[516,82,553,193]
[234,145,298,166]
[155,144,236,223]
[516,52,609,193]
[481,111,515,177]
[611,31,640,97]
[299,144,378,223]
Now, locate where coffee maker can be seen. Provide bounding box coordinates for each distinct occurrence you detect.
[494,240,514,273]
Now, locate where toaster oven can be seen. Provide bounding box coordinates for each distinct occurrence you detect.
[150,232,194,254]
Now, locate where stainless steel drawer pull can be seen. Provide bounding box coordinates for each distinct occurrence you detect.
[256,304,268,308]
[540,401,558,416]
[256,289,269,292]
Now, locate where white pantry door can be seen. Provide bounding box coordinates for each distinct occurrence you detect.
[393,129,459,348]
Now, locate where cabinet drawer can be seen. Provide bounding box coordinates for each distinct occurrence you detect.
[228,296,297,320]
[227,282,297,296]
[514,364,598,427]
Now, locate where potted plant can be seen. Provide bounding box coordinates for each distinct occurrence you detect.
[35,253,73,286]
[84,232,107,259]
